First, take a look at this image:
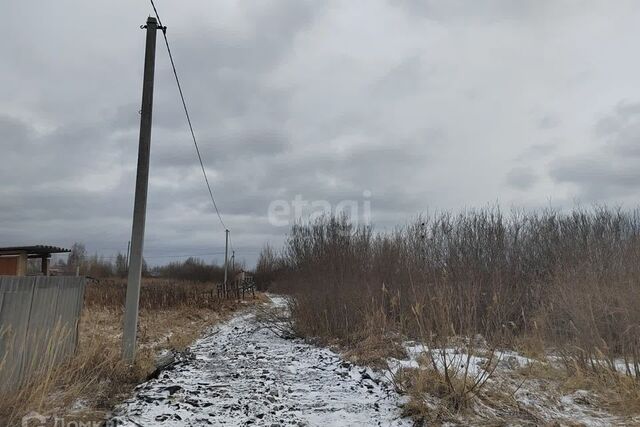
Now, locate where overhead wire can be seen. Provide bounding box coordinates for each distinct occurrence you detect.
[149,0,229,233]
[99,250,259,260]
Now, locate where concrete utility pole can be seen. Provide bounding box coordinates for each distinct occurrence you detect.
[231,250,235,274]
[123,16,159,362]
[223,229,230,295]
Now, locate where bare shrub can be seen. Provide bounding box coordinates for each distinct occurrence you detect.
[392,344,499,422]
[254,244,286,291]
[270,207,640,411]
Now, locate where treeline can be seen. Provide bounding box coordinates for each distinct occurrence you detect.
[154,258,225,283]
[44,243,131,277]
[59,243,230,282]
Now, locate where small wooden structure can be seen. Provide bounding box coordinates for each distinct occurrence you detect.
[0,245,70,276]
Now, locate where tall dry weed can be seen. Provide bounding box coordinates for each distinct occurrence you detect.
[270,208,640,375]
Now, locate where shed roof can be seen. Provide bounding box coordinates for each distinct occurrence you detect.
[0,245,71,255]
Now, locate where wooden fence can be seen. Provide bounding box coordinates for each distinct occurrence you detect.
[0,276,86,392]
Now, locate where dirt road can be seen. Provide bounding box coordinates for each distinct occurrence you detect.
[112,296,410,426]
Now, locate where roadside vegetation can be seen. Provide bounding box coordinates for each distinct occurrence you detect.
[260,208,640,424]
[1,274,259,426]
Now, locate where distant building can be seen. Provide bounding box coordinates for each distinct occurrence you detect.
[0,245,70,276]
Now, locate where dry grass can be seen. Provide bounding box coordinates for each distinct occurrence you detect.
[84,278,221,309]
[393,350,496,423]
[0,279,260,426]
[559,364,640,417]
[394,366,452,422]
[343,334,407,369]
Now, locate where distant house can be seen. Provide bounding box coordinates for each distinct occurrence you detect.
[0,245,70,276]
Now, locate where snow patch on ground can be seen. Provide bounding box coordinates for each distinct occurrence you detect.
[388,340,633,425]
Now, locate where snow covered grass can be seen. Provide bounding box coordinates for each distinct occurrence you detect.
[386,340,640,425]
[389,342,499,414]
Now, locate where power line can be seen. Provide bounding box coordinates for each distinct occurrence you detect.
[149,0,229,232]
[99,251,259,260]
[142,252,227,259]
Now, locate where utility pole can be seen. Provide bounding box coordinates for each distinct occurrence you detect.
[123,16,159,362]
[231,250,236,299]
[223,229,229,296]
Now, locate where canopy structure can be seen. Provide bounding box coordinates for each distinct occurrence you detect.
[0,245,70,276]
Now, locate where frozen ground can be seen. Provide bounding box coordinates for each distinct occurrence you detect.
[111,296,411,426]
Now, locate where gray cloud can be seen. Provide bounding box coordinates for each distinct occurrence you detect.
[506,167,537,190]
[538,114,560,130]
[527,143,557,157]
[595,102,640,157]
[392,0,556,23]
[550,157,640,201]
[549,101,640,201]
[3,1,640,265]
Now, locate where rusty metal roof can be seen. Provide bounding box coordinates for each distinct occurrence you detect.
[0,245,71,255]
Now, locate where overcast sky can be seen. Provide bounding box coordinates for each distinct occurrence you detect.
[3,0,640,266]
